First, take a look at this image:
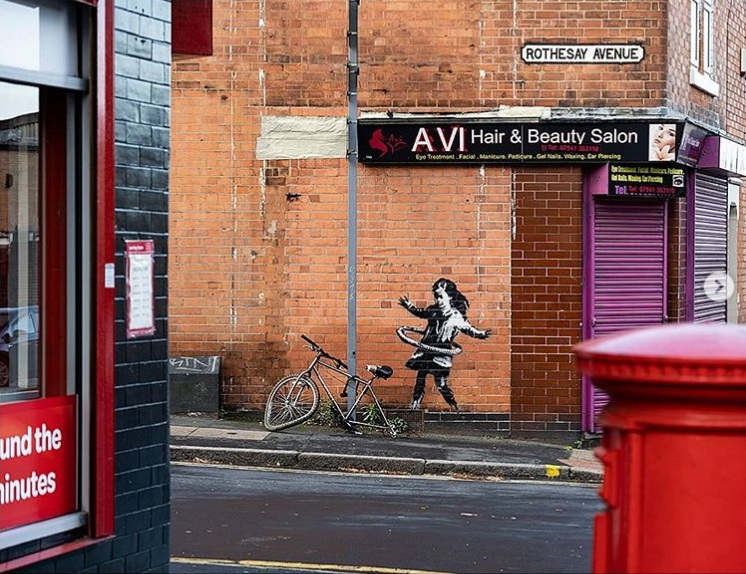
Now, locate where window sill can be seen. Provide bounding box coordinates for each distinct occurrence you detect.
[690,67,720,96]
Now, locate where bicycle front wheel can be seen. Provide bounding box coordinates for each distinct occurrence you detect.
[263,374,320,431]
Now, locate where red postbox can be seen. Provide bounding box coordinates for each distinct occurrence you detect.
[574,323,746,574]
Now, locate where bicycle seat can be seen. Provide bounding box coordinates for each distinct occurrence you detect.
[370,365,393,379]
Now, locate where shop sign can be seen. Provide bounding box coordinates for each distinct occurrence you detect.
[608,164,686,198]
[359,121,682,165]
[0,396,77,532]
[521,43,644,64]
[676,122,710,167]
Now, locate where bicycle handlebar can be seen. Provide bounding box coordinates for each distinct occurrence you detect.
[300,334,348,370]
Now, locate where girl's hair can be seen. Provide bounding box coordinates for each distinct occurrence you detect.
[432,277,470,316]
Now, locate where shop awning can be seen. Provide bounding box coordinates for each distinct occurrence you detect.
[677,120,746,177]
[699,135,746,177]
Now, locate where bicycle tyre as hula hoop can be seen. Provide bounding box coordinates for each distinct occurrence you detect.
[396,326,463,356]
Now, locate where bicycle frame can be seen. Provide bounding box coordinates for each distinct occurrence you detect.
[263,334,399,436]
[300,353,397,435]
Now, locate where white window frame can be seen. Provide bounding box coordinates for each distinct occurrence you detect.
[690,0,700,69]
[690,0,719,96]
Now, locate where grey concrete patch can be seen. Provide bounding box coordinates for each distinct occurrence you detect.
[557,448,604,476]
[569,448,600,462]
[297,452,426,474]
[170,426,197,437]
[181,427,269,441]
[171,415,250,429]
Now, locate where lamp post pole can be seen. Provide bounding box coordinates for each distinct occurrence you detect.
[346,0,360,415]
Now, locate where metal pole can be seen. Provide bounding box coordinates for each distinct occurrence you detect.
[346,0,359,416]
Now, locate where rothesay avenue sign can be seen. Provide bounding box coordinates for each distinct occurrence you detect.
[521,43,645,64]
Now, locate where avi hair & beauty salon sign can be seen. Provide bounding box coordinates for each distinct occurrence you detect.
[521,43,644,64]
[0,396,77,531]
[358,121,683,165]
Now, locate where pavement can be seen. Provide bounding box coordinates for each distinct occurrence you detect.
[170,413,604,483]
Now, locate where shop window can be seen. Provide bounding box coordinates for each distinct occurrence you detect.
[690,0,719,96]
[0,0,114,554]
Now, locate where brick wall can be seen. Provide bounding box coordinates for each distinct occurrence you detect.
[722,1,746,139]
[170,1,672,417]
[510,167,583,435]
[667,199,688,323]
[219,160,514,414]
[354,165,512,413]
[667,0,746,136]
[170,0,746,437]
[170,0,265,400]
[359,0,668,109]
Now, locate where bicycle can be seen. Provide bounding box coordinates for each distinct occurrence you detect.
[263,334,401,436]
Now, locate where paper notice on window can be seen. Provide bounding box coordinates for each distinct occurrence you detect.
[126,240,155,338]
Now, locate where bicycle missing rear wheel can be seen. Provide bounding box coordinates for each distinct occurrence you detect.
[263,334,402,437]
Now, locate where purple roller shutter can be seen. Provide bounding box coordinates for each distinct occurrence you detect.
[693,173,728,323]
[584,199,667,431]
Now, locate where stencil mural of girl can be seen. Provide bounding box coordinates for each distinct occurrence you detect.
[397,278,491,411]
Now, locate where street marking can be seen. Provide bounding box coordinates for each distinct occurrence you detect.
[545,465,561,478]
[171,556,453,573]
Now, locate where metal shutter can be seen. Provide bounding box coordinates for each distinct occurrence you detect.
[693,173,728,323]
[587,200,667,430]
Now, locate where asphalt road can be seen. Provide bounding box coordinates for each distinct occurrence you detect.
[170,463,603,573]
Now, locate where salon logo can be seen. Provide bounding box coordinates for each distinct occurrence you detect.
[368,128,407,158]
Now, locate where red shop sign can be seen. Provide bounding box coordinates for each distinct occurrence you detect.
[0,396,77,532]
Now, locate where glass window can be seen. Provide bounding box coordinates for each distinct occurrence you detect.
[703,0,713,73]
[0,0,79,76]
[0,82,40,398]
[690,0,718,95]
[690,0,700,68]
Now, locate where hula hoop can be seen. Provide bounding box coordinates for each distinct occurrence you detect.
[396,326,463,356]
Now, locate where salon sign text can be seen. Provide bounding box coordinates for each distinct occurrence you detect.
[521,43,644,64]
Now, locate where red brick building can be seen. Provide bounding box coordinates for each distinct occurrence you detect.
[170,0,746,439]
[1,0,173,570]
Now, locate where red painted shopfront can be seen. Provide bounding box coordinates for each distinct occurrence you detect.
[0,0,115,560]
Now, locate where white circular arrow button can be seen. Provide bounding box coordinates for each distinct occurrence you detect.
[703,271,735,303]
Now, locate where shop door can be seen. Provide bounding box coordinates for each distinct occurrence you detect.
[583,199,667,432]
[692,173,728,323]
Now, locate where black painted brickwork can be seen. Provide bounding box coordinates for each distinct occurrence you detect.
[13,0,171,571]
